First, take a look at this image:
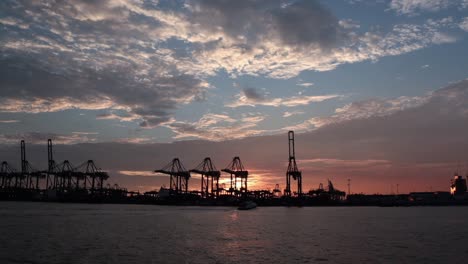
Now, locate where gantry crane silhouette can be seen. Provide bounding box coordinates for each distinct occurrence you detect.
[155,158,190,194]
[190,157,220,198]
[222,157,248,195]
[285,131,302,197]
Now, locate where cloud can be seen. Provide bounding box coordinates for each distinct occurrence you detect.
[316,94,431,125]
[163,113,268,141]
[0,97,115,114]
[297,82,314,87]
[118,170,159,177]
[284,90,443,132]
[339,19,361,29]
[114,137,156,144]
[287,79,468,132]
[0,132,96,145]
[460,17,468,31]
[0,120,20,123]
[187,0,344,49]
[226,87,341,107]
[240,87,265,101]
[268,1,344,49]
[96,112,141,123]
[283,111,305,118]
[0,1,207,128]
[72,132,99,135]
[0,0,465,133]
[431,32,457,44]
[0,49,208,127]
[0,17,29,29]
[389,0,452,15]
[299,159,392,170]
[186,16,460,79]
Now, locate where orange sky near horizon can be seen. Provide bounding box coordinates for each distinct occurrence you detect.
[114,161,461,195]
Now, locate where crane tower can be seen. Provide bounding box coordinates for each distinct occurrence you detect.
[285,131,302,197]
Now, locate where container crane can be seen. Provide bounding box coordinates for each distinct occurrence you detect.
[55,160,75,190]
[155,158,190,194]
[46,139,57,189]
[81,160,109,192]
[19,140,43,189]
[190,157,221,198]
[1,161,19,188]
[222,157,248,195]
[285,131,302,197]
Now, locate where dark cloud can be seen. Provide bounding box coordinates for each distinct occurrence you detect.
[188,0,344,49]
[0,0,459,85]
[271,0,341,48]
[189,0,274,44]
[0,1,206,127]
[0,51,204,127]
[242,87,265,101]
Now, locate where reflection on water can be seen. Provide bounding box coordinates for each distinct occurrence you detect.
[229,210,238,221]
[0,202,468,263]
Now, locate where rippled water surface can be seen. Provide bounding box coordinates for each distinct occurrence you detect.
[1,202,467,263]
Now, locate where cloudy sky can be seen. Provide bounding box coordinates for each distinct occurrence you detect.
[1,0,468,194]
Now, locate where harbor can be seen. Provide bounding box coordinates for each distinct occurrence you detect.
[1,131,467,207]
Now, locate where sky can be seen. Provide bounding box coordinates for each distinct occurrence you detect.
[1,0,468,194]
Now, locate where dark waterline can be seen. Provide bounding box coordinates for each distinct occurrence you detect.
[0,202,467,264]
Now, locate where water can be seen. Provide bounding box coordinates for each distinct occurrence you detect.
[0,202,467,264]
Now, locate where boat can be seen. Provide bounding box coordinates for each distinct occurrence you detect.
[238,201,257,210]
